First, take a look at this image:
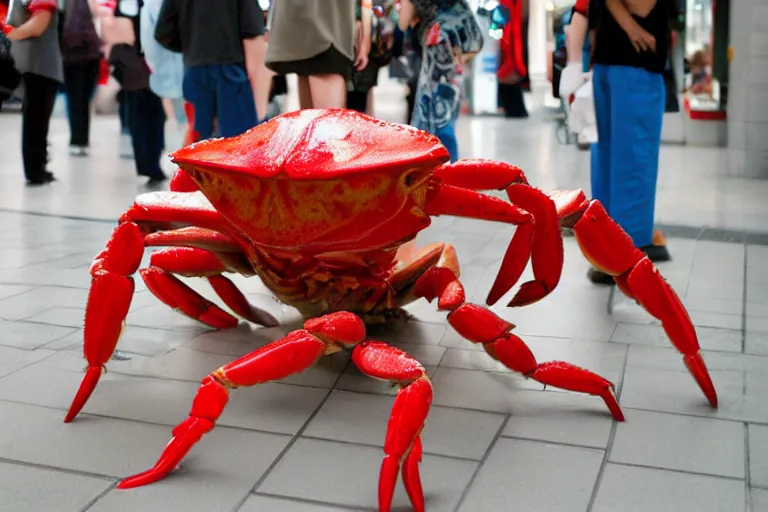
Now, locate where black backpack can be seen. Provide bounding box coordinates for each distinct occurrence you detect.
[61,0,103,64]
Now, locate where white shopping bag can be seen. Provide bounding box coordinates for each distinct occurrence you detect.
[569,79,598,144]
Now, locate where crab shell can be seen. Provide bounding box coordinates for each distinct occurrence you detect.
[171,109,451,255]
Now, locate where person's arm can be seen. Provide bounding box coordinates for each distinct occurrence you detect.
[154,0,181,52]
[239,0,271,122]
[398,0,416,31]
[565,11,588,64]
[89,0,134,46]
[5,0,56,41]
[605,0,656,52]
[355,0,372,70]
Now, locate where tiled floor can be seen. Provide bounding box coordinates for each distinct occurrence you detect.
[0,80,766,511]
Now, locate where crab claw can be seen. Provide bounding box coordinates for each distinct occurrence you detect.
[304,311,366,346]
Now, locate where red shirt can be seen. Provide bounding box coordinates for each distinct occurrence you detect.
[573,0,589,16]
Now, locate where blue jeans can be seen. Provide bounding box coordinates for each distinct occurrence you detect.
[436,121,458,162]
[590,64,664,248]
[183,64,258,140]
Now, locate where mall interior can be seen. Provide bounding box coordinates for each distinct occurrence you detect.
[0,0,766,511]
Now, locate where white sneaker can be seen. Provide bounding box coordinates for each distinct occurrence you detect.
[69,145,88,156]
[120,133,134,159]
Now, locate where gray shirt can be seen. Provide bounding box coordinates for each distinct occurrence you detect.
[6,0,64,83]
[266,0,356,64]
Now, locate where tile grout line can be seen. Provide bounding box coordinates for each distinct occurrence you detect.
[452,415,511,512]
[0,349,59,383]
[741,243,748,355]
[252,491,374,511]
[230,358,354,512]
[607,460,747,482]
[0,456,118,481]
[745,424,752,512]
[81,481,119,512]
[586,344,629,512]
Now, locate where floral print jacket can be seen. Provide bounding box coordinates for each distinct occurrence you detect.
[410,1,483,134]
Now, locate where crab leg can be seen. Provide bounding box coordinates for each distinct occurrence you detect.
[557,192,718,408]
[351,342,432,512]
[143,245,278,328]
[434,160,563,306]
[413,266,625,421]
[64,222,144,423]
[66,215,268,422]
[425,183,535,307]
[118,312,366,489]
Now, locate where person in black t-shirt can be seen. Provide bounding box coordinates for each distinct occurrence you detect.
[585,0,673,284]
[154,0,268,140]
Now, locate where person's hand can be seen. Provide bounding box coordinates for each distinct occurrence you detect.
[626,23,656,53]
[1,22,13,36]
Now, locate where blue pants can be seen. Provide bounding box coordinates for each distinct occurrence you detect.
[590,64,664,248]
[183,64,258,140]
[436,121,458,162]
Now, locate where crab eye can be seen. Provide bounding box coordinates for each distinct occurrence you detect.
[403,170,419,188]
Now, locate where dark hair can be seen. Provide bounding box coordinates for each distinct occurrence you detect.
[411,0,467,26]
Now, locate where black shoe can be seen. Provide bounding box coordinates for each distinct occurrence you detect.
[641,244,671,262]
[640,229,671,262]
[145,172,167,183]
[587,267,615,285]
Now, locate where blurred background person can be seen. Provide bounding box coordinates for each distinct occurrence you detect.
[60,0,103,156]
[0,0,21,112]
[266,0,369,110]
[140,0,189,149]
[94,0,167,183]
[3,0,63,185]
[154,0,270,140]
[584,0,676,284]
[347,2,394,114]
[397,0,483,162]
[497,0,530,118]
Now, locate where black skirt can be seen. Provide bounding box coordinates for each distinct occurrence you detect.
[267,45,352,82]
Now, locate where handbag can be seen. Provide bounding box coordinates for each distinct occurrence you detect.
[108,44,150,91]
[61,0,103,64]
[0,32,21,99]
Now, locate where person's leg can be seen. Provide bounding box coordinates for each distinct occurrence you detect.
[590,64,612,214]
[64,61,97,150]
[308,73,346,109]
[365,88,375,116]
[297,76,312,109]
[137,88,166,180]
[585,64,617,284]
[21,73,59,183]
[118,88,134,158]
[183,65,216,140]
[79,59,100,146]
[607,66,665,250]
[346,89,367,113]
[215,64,258,138]
[125,88,166,179]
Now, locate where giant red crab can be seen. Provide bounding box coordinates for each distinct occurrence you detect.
[64,109,717,511]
